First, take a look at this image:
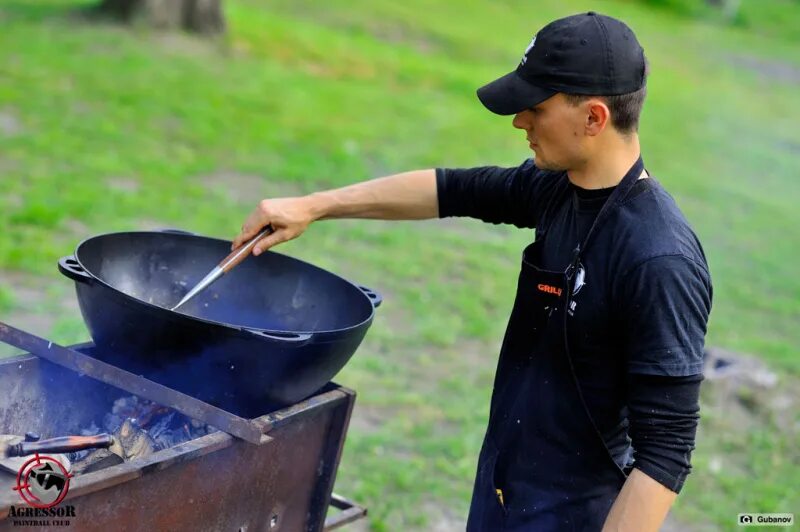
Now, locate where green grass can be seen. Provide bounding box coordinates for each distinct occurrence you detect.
[1,0,798,529]
[0,287,14,313]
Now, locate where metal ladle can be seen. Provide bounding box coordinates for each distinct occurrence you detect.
[171,226,273,311]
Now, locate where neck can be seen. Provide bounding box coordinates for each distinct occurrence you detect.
[567,134,641,189]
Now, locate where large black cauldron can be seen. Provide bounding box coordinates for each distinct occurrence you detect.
[58,230,381,417]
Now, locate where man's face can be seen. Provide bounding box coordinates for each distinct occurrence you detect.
[512,93,588,171]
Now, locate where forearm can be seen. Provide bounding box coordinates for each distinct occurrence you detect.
[602,468,677,531]
[308,169,438,221]
[602,373,702,531]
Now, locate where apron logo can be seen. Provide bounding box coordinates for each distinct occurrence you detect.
[568,263,586,317]
[573,263,586,295]
[537,283,562,297]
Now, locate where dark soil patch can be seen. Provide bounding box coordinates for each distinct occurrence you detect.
[106,176,140,193]
[0,270,79,356]
[728,54,800,84]
[0,108,23,137]
[349,404,392,434]
[198,171,307,205]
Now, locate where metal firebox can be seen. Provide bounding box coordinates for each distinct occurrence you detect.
[0,338,366,531]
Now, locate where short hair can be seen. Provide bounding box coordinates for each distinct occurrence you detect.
[563,58,650,135]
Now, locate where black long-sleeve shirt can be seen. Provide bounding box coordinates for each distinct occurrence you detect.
[436,160,711,493]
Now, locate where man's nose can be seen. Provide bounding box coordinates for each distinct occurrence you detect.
[512,112,528,130]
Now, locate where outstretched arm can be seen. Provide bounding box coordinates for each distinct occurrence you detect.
[309,169,439,221]
[231,169,437,254]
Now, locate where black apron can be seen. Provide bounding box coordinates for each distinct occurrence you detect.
[467,158,645,531]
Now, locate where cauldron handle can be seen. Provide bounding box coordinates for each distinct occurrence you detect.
[58,256,93,284]
[358,286,382,308]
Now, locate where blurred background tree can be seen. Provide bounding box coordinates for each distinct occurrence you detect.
[99,0,225,33]
[706,0,742,20]
[633,0,799,40]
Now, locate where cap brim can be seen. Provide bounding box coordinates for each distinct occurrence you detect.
[477,71,557,115]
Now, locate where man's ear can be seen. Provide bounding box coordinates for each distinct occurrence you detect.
[585,99,611,136]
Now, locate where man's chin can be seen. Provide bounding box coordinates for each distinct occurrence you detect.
[531,156,551,170]
[532,156,567,172]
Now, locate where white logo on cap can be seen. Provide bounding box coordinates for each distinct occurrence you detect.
[521,35,536,65]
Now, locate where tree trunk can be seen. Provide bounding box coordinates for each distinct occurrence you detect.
[99,0,225,34]
[705,0,742,20]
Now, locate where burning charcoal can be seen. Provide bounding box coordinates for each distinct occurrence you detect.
[74,397,218,463]
[111,418,156,460]
[189,420,214,438]
[150,414,206,449]
[153,413,200,448]
[196,424,210,438]
[147,413,178,450]
[72,448,124,475]
[147,412,175,439]
[190,424,217,438]
[67,396,222,476]
[136,405,172,427]
[151,431,182,451]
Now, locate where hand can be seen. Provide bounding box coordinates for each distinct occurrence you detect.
[231,196,316,255]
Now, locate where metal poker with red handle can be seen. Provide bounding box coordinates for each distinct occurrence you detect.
[4,434,114,457]
[171,225,274,311]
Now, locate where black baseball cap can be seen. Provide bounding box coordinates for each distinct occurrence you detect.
[477,12,646,115]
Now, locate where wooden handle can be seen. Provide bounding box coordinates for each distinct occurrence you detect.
[220,226,273,273]
[7,434,114,457]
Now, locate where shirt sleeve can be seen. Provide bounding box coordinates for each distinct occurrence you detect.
[618,254,712,376]
[627,373,702,493]
[435,159,564,229]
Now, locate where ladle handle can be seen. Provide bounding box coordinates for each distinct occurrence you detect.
[220,226,274,273]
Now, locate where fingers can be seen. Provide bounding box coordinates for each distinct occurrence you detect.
[252,229,292,256]
[232,197,309,254]
[231,228,250,251]
[232,202,270,250]
[232,226,260,250]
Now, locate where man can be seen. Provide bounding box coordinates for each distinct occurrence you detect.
[232,12,712,531]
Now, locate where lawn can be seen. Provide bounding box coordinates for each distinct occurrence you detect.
[1,0,798,529]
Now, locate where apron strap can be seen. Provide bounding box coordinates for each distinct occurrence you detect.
[568,156,645,276]
[561,155,645,482]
